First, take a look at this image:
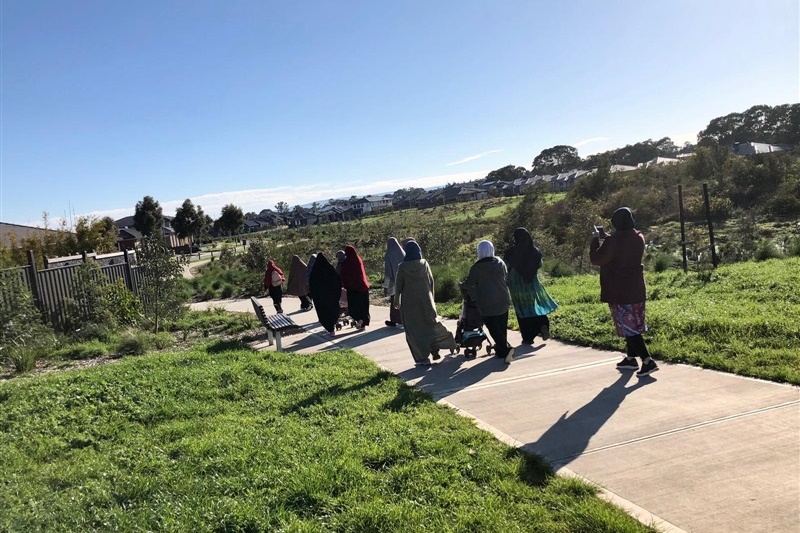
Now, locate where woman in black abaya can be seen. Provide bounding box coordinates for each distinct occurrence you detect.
[308,252,342,337]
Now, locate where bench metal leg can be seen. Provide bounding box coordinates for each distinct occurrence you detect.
[267,329,274,346]
[275,333,283,352]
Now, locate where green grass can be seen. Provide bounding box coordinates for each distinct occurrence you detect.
[439,257,800,385]
[0,345,650,532]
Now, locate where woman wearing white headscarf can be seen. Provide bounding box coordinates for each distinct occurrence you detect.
[383,237,405,327]
[462,240,515,363]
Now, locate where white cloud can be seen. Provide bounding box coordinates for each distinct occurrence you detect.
[445,149,504,166]
[572,136,610,148]
[63,170,489,225]
[669,131,699,146]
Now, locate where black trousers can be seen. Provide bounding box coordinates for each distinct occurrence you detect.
[519,315,550,343]
[268,285,283,312]
[625,334,651,360]
[299,294,313,309]
[482,312,509,358]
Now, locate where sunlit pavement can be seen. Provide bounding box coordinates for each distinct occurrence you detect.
[190,296,800,533]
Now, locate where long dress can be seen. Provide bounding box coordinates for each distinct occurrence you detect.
[308,253,342,333]
[340,245,370,327]
[384,238,405,325]
[286,255,313,310]
[395,258,457,363]
[507,260,558,342]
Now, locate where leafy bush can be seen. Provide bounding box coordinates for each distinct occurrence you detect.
[652,254,674,272]
[0,271,54,372]
[548,260,574,278]
[241,236,270,272]
[152,331,175,350]
[5,345,38,373]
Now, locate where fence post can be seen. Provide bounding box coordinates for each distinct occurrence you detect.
[702,183,720,268]
[123,249,135,294]
[26,250,43,309]
[678,185,688,273]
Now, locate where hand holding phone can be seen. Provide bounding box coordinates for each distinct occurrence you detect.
[593,225,607,239]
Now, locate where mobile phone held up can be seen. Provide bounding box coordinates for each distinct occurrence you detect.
[594,225,607,239]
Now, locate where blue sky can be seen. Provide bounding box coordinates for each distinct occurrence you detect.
[1,0,798,226]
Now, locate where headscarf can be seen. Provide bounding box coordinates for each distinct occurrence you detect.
[504,227,542,282]
[611,207,635,231]
[385,238,405,271]
[305,254,317,287]
[335,250,346,275]
[340,245,370,291]
[477,240,495,260]
[286,255,308,296]
[400,237,415,248]
[265,260,284,282]
[403,241,422,261]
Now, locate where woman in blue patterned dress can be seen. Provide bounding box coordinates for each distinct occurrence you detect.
[504,227,558,344]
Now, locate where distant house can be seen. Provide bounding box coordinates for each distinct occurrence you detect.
[0,222,67,249]
[731,142,795,156]
[289,209,319,227]
[351,195,393,216]
[457,187,488,202]
[115,215,190,249]
[416,189,444,208]
[550,170,591,192]
[243,219,263,233]
[638,157,680,168]
[609,164,638,173]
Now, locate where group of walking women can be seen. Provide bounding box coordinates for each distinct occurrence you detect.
[265,246,372,337]
[265,205,657,377]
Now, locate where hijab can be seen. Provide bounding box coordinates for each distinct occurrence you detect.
[400,237,415,248]
[305,254,317,286]
[477,240,495,260]
[611,207,636,231]
[403,241,422,261]
[308,252,341,300]
[335,250,346,275]
[385,237,405,278]
[504,227,542,282]
[340,245,370,291]
[265,260,284,281]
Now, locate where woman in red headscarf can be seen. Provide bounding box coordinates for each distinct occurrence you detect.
[340,245,370,329]
[264,260,285,314]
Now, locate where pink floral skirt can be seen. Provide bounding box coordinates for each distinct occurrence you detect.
[609,302,648,337]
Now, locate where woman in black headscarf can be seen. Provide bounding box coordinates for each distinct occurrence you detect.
[504,228,558,344]
[308,252,342,337]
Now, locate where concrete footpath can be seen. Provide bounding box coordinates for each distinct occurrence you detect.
[191,296,800,533]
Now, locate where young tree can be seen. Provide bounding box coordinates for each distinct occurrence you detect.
[216,204,245,236]
[74,216,118,253]
[274,201,289,214]
[133,196,164,237]
[137,236,185,332]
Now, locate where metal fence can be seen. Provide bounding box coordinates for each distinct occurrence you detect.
[0,250,145,328]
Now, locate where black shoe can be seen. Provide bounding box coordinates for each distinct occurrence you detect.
[636,359,659,377]
[616,357,639,371]
[540,325,550,341]
[385,321,397,327]
[431,350,441,361]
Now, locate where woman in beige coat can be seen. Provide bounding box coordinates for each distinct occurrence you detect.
[395,241,457,366]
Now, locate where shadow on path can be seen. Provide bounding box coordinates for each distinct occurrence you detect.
[397,352,510,401]
[524,372,656,465]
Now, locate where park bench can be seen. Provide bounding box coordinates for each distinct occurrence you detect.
[250,297,304,351]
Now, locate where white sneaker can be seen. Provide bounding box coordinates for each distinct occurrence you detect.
[505,346,516,364]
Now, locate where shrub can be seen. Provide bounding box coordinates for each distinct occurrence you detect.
[652,254,673,273]
[434,277,460,303]
[116,331,151,356]
[548,260,574,278]
[152,331,175,350]
[1,271,54,372]
[220,284,235,298]
[5,345,38,373]
[754,241,784,261]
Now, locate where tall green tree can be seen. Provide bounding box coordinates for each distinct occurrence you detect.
[173,199,204,249]
[74,216,118,253]
[485,165,527,182]
[216,204,245,236]
[532,145,581,174]
[133,196,163,237]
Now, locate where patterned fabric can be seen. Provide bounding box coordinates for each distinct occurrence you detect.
[508,269,559,318]
[609,302,648,337]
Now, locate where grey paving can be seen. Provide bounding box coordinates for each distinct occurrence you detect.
[191,296,800,533]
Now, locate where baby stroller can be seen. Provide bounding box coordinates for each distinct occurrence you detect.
[335,288,353,330]
[454,287,493,358]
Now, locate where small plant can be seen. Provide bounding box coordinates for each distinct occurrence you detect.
[652,254,673,273]
[4,344,38,373]
[152,331,175,350]
[53,339,109,360]
[754,241,784,261]
[116,331,151,356]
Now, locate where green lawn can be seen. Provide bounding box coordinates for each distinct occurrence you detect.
[440,257,800,385]
[0,345,650,532]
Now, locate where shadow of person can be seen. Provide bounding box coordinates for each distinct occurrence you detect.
[524,372,655,466]
[397,352,509,401]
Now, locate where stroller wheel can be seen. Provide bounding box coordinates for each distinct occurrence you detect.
[486,344,493,355]
[451,348,458,355]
